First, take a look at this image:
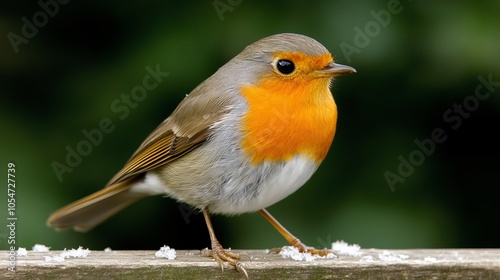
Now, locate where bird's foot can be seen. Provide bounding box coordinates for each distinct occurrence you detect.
[269,238,337,257]
[202,240,249,279]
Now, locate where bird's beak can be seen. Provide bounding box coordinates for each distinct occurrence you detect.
[315,62,357,78]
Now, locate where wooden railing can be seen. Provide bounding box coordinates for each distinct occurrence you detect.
[2,249,500,279]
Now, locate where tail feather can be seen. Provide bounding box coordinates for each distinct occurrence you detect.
[47,177,146,232]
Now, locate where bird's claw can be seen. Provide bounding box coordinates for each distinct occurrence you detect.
[202,240,249,279]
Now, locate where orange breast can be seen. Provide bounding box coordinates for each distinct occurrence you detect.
[240,74,337,165]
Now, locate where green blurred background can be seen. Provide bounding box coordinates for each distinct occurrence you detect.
[1,0,499,251]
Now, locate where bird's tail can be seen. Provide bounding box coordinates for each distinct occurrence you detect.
[47,177,147,232]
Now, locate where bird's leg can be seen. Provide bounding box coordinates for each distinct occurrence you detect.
[259,209,335,256]
[201,208,249,279]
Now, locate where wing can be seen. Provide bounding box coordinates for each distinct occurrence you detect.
[105,124,206,186]
[105,78,234,187]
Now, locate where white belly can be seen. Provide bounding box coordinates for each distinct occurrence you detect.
[210,155,318,214]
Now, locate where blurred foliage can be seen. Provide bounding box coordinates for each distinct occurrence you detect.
[1,0,499,251]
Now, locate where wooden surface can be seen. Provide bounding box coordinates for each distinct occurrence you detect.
[2,249,500,279]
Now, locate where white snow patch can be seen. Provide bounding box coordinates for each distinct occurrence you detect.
[155,245,176,260]
[17,247,28,256]
[44,247,90,262]
[32,244,50,252]
[279,246,336,262]
[424,256,438,262]
[331,240,362,256]
[378,250,409,262]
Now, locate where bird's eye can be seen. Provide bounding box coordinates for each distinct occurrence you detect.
[276,59,295,75]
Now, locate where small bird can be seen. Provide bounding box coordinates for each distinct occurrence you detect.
[47,33,356,278]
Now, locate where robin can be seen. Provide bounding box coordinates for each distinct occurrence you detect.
[47,33,356,278]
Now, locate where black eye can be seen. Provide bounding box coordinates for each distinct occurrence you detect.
[276,59,295,75]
